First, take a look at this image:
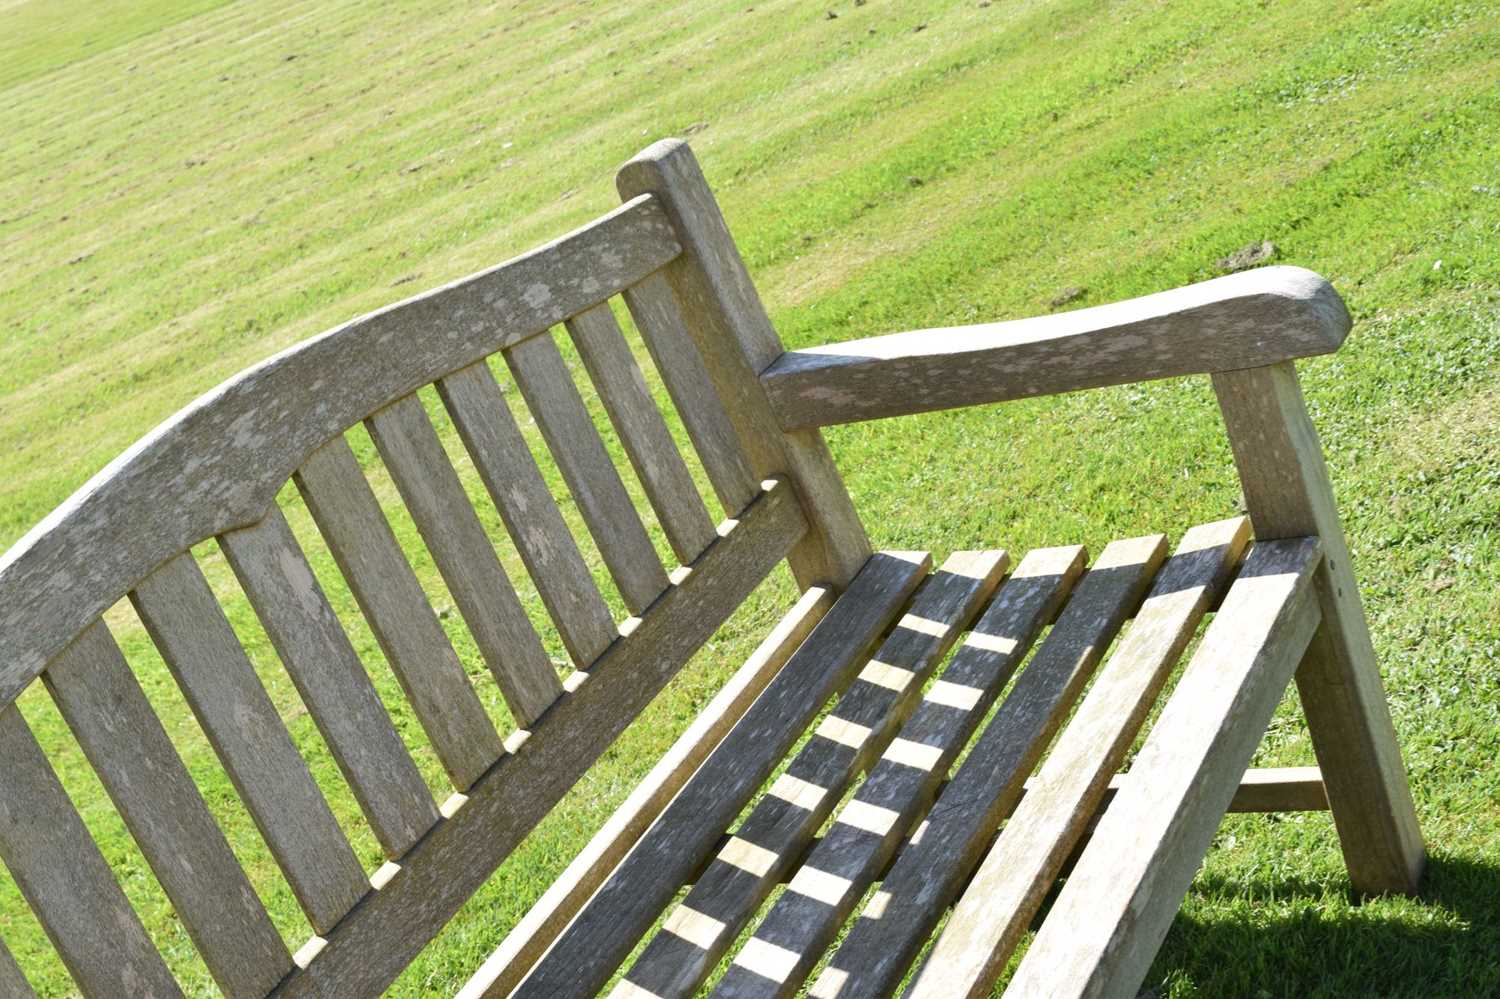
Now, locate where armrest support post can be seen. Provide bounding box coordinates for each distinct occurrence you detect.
[1213,362,1424,896]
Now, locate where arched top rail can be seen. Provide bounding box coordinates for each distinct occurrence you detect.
[0,194,681,707]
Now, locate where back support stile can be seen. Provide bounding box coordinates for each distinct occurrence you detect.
[618,141,873,591]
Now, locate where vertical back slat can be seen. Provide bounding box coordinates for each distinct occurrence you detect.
[504,332,670,615]
[295,437,503,790]
[437,362,619,667]
[130,553,369,934]
[0,935,35,999]
[221,507,439,858]
[0,705,179,999]
[566,302,718,564]
[367,395,562,726]
[623,273,759,517]
[42,623,292,999]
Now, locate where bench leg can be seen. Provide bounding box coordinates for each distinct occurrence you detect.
[1212,362,1425,896]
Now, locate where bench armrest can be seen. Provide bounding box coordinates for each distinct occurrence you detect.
[760,266,1350,430]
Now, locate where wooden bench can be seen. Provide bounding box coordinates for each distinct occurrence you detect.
[0,139,1424,998]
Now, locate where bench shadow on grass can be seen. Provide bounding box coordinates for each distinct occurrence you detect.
[1141,853,1500,998]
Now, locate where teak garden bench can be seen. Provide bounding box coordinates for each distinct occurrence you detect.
[0,139,1425,999]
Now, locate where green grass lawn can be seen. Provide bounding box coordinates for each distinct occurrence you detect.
[2,0,1497,995]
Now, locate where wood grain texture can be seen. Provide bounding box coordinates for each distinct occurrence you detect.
[220,506,439,859]
[131,553,368,935]
[0,196,678,709]
[908,519,1251,999]
[1213,362,1424,895]
[272,478,807,999]
[460,585,835,999]
[618,139,871,590]
[42,623,291,999]
[761,266,1351,430]
[622,551,1006,999]
[437,361,619,666]
[719,545,1087,999]
[514,549,932,999]
[0,704,181,999]
[295,436,503,791]
[505,331,670,614]
[566,301,718,564]
[815,535,1168,998]
[623,272,759,516]
[1005,537,1323,999]
[1230,765,1327,811]
[367,393,561,726]
[0,935,34,999]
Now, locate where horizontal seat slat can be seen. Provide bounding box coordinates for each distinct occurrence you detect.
[274,477,808,998]
[1005,537,1324,999]
[0,194,680,710]
[717,544,1086,999]
[623,273,759,517]
[42,622,292,999]
[0,705,181,999]
[623,550,1007,999]
[296,436,504,791]
[221,507,439,859]
[514,547,931,999]
[367,393,561,726]
[505,332,670,615]
[815,534,1168,998]
[460,584,836,999]
[567,302,718,565]
[131,553,369,935]
[437,361,620,667]
[908,518,1251,998]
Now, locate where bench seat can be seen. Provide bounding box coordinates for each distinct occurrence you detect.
[468,518,1327,998]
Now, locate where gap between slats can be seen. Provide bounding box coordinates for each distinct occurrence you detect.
[618,550,1008,999]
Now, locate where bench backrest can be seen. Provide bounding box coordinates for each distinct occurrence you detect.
[0,140,867,997]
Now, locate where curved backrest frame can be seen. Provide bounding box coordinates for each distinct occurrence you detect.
[0,195,680,707]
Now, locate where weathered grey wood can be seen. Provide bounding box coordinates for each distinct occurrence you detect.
[220,507,439,859]
[1003,537,1324,999]
[0,935,34,999]
[0,704,180,999]
[437,361,619,666]
[42,623,291,999]
[566,301,718,564]
[0,196,679,709]
[515,549,932,998]
[813,534,1167,998]
[367,393,561,726]
[295,436,503,791]
[272,478,807,998]
[761,266,1352,431]
[619,139,872,590]
[1229,765,1327,811]
[765,766,1328,890]
[505,332,670,614]
[717,544,1082,999]
[623,551,1006,999]
[131,553,369,934]
[460,585,835,999]
[907,519,1251,999]
[1214,362,1424,895]
[623,272,759,516]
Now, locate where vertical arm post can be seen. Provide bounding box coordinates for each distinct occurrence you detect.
[618,139,872,591]
[1212,361,1424,895]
